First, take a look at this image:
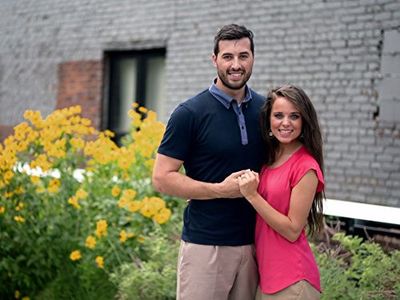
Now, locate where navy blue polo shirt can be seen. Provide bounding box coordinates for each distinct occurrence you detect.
[158,85,266,245]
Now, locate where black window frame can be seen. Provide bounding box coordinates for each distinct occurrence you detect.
[102,48,166,141]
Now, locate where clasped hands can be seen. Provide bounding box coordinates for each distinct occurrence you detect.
[237,169,259,199]
[218,169,259,199]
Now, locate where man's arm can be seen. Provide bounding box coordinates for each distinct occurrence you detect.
[152,153,245,200]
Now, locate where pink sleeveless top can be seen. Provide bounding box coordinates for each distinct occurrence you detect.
[255,146,324,294]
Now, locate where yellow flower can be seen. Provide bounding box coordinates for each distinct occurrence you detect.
[70,105,82,114]
[70,250,81,261]
[117,147,136,169]
[111,185,121,197]
[30,154,52,172]
[48,178,61,193]
[13,122,29,140]
[118,196,129,208]
[15,290,20,299]
[81,118,92,127]
[14,216,25,223]
[95,219,108,237]
[68,196,80,209]
[140,198,156,218]
[127,200,142,213]
[76,188,88,199]
[128,109,142,128]
[46,138,66,158]
[4,135,16,147]
[150,197,166,211]
[138,106,148,114]
[140,197,166,218]
[103,130,114,137]
[0,206,5,214]
[95,256,104,269]
[132,130,156,158]
[153,207,172,224]
[22,297,30,300]
[0,148,17,171]
[70,137,85,150]
[146,110,158,122]
[117,156,132,169]
[85,235,96,249]
[30,175,41,184]
[15,202,24,211]
[140,207,153,218]
[23,110,44,128]
[84,135,118,165]
[3,170,14,183]
[15,140,29,152]
[119,230,128,243]
[121,189,137,200]
[119,230,134,243]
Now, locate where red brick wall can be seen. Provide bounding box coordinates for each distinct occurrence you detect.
[56,60,103,129]
[0,60,103,142]
[0,125,13,142]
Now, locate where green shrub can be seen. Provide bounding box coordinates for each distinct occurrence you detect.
[315,233,400,300]
[0,105,179,299]
[111,224,181,300]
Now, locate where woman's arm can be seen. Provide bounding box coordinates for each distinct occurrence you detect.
[239,170,318,242]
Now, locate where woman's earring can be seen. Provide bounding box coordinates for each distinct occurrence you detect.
[268,131,273,137]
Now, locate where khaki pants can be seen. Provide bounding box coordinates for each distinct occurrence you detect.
[177,241,258,300]
[256,280,320,300]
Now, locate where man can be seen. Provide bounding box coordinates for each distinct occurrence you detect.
[152,24,265,300]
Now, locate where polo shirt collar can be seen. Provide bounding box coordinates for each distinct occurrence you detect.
[209,79,252,109]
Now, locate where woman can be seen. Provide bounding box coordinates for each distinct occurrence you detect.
[238,85,324,299]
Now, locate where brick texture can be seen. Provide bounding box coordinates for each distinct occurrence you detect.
[0,125,13,142]
[56,60,103,129]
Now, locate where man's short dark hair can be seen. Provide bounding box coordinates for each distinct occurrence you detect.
[213,24,254,56]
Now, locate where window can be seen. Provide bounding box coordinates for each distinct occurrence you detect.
[104,49,166,140]
[378,29,400,123]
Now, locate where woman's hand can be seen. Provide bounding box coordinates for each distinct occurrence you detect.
[238,170,260,201]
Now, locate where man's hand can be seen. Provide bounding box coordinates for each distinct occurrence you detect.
[215,170,247,198]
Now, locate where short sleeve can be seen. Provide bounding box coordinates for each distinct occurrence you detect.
[290,156,324,192]
[157,104,194,161]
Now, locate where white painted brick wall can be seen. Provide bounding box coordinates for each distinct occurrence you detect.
[0,0,399,207]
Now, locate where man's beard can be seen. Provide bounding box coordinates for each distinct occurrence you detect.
[217,69,252,90]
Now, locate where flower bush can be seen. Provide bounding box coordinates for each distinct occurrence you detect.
[2,104,399,300]
[315,232,400,300]
[0,104,181,299]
